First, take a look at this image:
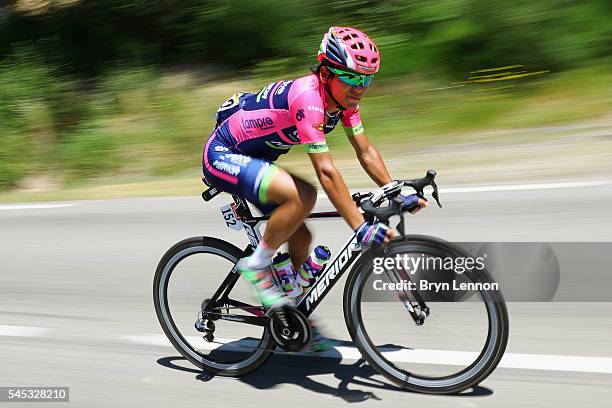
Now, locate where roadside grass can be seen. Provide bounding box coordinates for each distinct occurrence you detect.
[1,64,611,202]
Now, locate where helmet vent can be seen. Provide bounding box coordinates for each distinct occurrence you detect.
[319,27,380,73]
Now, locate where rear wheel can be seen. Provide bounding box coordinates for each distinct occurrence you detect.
[153,237,275,376]
[344,235,509,394]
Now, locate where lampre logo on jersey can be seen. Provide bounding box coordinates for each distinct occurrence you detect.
[242,117,274,131]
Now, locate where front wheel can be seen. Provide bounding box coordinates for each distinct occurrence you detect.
[153,236,275,376]
[343,235,509,394]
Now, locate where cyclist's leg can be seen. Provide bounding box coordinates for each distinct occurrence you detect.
[261,172,336,351]
[203,135,316,249]
[263,171,317,255]
[202,141,314,308]
[234,163,316,308]
[287,223,312,269]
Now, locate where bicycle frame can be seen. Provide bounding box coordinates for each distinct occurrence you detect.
[159,173,509,391]
[203,192,362,322]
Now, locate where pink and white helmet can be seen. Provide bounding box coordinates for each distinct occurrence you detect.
[317,26,380,74]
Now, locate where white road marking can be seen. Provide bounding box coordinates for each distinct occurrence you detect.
[3,328,611,373]
[0,203,76,211]
[123,334,612,374]
[0,325,52,337]
[438,180,610,194]
[317,180,610,199]
[2,180,607,208]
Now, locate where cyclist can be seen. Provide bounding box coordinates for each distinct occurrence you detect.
[202,27,427,316]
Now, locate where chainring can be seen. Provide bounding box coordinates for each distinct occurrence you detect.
[267,307,312,352]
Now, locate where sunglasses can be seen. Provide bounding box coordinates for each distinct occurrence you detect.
[327,67,373,87]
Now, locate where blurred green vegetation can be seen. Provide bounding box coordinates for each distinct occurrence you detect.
[0,0,611,191]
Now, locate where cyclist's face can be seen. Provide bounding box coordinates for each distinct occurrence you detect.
[323,68,369,109]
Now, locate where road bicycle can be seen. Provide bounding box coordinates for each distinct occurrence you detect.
[153,171,509,394]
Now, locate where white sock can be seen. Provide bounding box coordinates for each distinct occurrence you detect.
[246,240,276,270]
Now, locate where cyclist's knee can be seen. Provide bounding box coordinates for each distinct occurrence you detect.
[295,179,317,212]
[267,171,316,213]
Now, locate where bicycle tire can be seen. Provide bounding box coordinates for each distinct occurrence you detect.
[153,236,275,376]
[343,235,509,394]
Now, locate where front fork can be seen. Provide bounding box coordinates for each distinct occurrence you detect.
[383,265,431,325]
[371,211,431,326]
[393,214,430,325]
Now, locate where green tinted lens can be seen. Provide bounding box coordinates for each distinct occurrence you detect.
[329,67,372,87]
[339,73,363,86]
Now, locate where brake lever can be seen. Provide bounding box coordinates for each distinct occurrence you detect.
[381,197,403,226]
[361,196,403,226]
[352,191,372,206]
[431,180,442,208]
[400,170,442,208]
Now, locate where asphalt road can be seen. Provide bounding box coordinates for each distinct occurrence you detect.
[1,180,612,407]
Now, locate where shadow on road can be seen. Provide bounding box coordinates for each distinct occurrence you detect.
[157,343,493,403]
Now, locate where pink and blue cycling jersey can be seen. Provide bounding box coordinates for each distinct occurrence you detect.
[202,74,365,213]
[206,74,363,161]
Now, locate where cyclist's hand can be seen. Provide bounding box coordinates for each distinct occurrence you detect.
[400,194,428,214]
[356,222,395,246]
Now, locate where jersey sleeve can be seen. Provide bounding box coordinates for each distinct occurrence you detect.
[289,89,326,145]
[341,106,365,136]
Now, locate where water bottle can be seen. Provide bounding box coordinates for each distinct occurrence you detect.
[272,252,302,298]
[296,245,331,287]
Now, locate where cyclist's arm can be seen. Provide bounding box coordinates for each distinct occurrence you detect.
[307,149,365,230]
[347,131,392,187]
[341,107,392,187]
